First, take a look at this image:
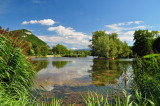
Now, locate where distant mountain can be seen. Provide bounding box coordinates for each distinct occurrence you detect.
[11,29,47,47]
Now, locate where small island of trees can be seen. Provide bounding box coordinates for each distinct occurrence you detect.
[89,31,132,59]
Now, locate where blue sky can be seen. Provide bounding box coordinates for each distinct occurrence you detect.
[1,0,160,49]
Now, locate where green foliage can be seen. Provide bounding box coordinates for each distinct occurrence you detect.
[64,50,91,57]
[82,89,153,106]
[11,29,47,47]
[52,61,69,69]
[52,44,91,57]
[11,29,50,56]
[52,44,68,55]
[120,41,132,57]
[33,60,49,71]
[89,31,131,58]
[152,37,160,53]
[133,56,160,105]
[0,35,35,105]
[94,35,110,58]
[133,30,155,57]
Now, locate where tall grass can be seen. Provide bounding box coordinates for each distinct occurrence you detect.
[82,89,154,106]
[0,34,65,106]
[0,35,35,105]
[133,56,160,105]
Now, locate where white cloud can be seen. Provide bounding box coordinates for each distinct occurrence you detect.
[38,36,91,46]
[22,21,28,25]
[48,25,91,39]
[105,21,145,33]
[134,21,143,24]
[123,31,135,36]
[118,36,134,41]
[43,25,91,48]
[105,21,146,42]
[71,48,78,50]
[22,19,55,26]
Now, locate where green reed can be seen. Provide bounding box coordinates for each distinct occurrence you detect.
[82,89,155,106]
[133,55,160,105]
[0,35,35,105]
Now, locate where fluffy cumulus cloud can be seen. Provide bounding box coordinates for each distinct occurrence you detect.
[38,25,91,49]
[48,25,91,40]
[105,21,146,42]
[22,19,55,26]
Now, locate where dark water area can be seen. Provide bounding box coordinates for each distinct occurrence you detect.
[32,56,133,105]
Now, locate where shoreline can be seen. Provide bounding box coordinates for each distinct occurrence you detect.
[27,55,62,59]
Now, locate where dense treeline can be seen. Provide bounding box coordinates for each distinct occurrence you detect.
[89,30,160,58]
[89,31,132,59]
[52,44,91,57]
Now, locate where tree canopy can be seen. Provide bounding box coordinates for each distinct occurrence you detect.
[89,31,131,59]
[52,44,68,55]
[133,30,156,57]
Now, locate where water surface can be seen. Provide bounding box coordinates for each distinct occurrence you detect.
[32,56,133,105]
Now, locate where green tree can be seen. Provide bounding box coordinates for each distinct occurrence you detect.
[40,45,49,56]
[94,35,110,58]
[109,38,117,59]
[89,31,131,59]
[153,37,160,53]
[151,30,160,37]
[52,44,68,55]
[133,30,154,57]
[35,47,41,56]
[89,31,106,56]
[120,41,132,57]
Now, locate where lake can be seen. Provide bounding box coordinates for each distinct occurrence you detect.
[32,56,133,105]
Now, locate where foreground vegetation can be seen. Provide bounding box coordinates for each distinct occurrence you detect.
[0,34,35,105]
[1,26,160,105]
[133,55,160,105]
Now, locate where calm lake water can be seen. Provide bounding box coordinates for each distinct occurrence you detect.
[32,56,133,105]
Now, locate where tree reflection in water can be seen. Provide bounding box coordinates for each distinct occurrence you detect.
[52,61,71,69]
[88,59,132,87]
[34,60,49,71]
